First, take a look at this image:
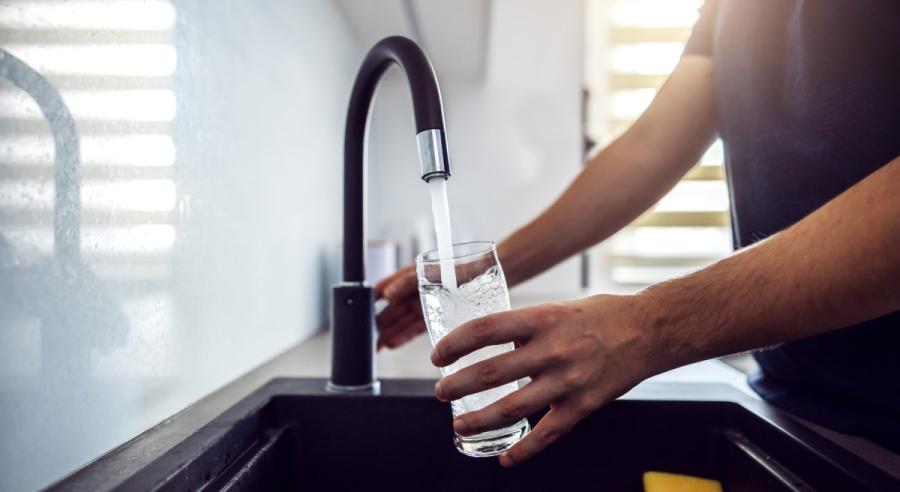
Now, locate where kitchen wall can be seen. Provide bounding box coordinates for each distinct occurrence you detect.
[0,1,358,490]
[367,0,586,301]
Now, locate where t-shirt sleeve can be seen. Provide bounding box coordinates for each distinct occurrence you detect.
[683,0,718,57]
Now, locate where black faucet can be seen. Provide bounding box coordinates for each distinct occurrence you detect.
[327,36,451,392]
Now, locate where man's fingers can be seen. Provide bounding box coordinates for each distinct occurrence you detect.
[372,265,422,350]
[375,266,417,301]
[452,380,560,437]
[499,405,578,467]
[378,308,420,347]
[432,310,533,367]
[376,298,415,330]
[435,349,537,403]
[374,266,407,297]
[390,320,426,347]
[380,319,426,349]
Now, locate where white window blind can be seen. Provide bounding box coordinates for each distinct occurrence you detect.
[585,0,731,286]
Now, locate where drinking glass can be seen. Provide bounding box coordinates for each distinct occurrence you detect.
[416,241,530,457]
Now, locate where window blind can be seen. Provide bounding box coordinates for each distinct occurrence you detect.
[585,0,731,286]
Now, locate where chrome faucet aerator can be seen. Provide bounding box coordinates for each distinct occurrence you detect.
[417,129,451,182]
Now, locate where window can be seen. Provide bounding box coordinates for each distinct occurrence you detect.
[585,0,731,287]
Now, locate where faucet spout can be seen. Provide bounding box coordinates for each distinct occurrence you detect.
[328,36,451,392]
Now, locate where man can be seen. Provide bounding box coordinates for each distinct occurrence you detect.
[375,0,900,467]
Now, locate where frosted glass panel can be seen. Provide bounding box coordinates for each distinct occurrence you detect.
[0,1,357,490]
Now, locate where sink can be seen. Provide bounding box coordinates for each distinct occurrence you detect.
[52,379,898,491]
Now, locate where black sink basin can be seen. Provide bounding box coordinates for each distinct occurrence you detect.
[52,379,898,491]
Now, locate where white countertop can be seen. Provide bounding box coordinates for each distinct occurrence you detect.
[289,330,757,397]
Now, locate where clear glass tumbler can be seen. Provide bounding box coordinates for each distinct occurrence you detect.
[416,241,530,457]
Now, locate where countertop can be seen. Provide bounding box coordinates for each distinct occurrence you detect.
[302,330,757,391]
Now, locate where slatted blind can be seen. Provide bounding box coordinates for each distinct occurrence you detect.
[585,0,731,286]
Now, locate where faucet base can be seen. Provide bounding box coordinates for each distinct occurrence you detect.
[324,380,382,394]
[329,283,377,389]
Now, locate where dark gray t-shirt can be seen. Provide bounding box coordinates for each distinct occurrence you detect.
[684,0,900,452]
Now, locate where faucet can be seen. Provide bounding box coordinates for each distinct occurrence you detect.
[327,36,451,392]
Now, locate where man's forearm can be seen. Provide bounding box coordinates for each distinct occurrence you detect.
[499,56,718,287]
[640,156,900,373]
[498,137,663,286]
[499,135,694,286]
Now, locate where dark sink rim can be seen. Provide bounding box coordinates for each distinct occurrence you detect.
[47,378,899,491]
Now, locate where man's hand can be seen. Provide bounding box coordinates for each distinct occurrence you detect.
[430,294,658,467]
[374,264,426,350]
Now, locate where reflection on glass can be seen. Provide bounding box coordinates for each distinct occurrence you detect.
[2,1,360,489]
[0,1,176,31]
[1,89,177,121]
[0,134,176,167]
[2,224,176,257]
[0,2,177,489]
[1,179,176,210]
[0,44,177,76]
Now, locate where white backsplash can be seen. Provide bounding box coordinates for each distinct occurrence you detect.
[0,1,358,489]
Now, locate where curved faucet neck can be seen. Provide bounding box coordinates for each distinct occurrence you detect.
[342,36,450,283]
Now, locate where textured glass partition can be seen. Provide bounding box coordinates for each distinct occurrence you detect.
[0,2,358,489]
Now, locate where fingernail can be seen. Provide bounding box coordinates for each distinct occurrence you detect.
[453,417,469,435]
[499,452,513,467]
[434,381,447,402]
[430,347,442,366]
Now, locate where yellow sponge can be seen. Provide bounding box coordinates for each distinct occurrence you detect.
[643,471,723,492]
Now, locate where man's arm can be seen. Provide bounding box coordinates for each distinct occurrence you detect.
[431,155,900,467]
[499,55,717,285]
[374,55,717,348]
[643,154,900,368]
